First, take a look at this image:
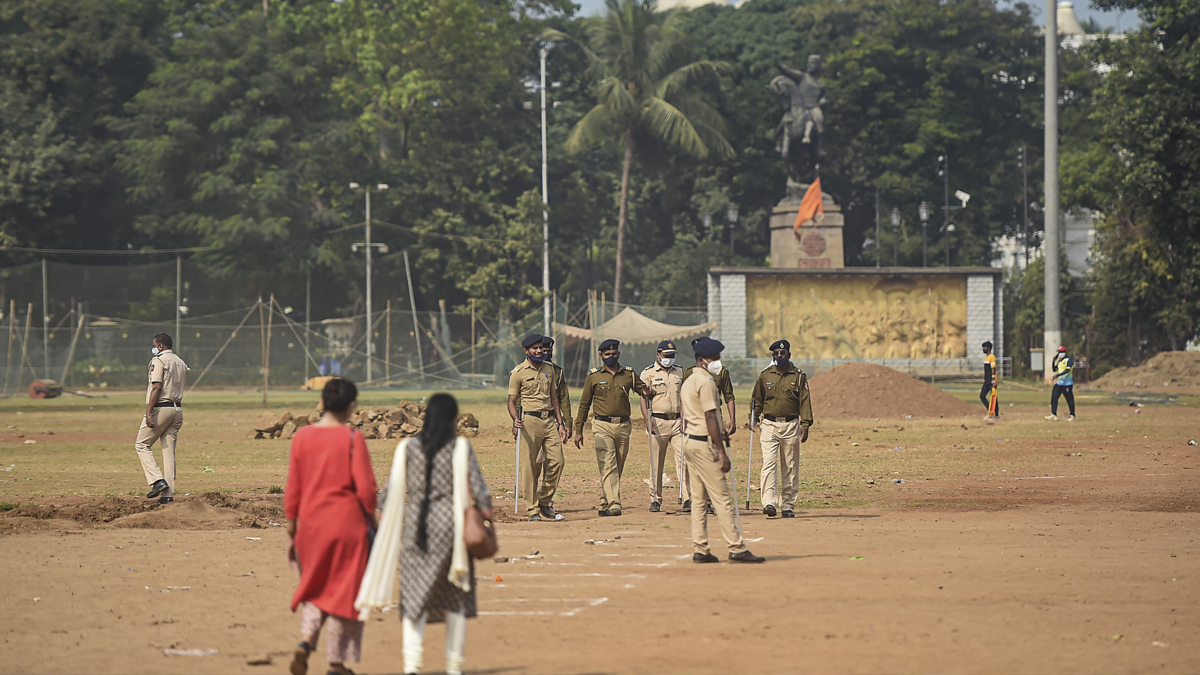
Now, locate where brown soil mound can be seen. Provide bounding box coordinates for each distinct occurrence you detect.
[103,499,250,530]
[808,363,979,419]
[1,493,284,531]
[1093,351,1200,389]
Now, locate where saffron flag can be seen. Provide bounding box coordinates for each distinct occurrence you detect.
[793,178,824,231]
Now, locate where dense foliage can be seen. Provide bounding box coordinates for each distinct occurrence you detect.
[1,0,1196,367]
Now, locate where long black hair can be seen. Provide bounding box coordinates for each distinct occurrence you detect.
[415,393,458,552]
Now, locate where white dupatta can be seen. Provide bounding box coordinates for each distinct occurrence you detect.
[355,436,472,622]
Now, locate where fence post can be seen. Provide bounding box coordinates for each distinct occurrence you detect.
[385,299,392,384]
[403,250,424,383]
[18,303,33,395]
[3,300,14,396]
[42,260,49,379]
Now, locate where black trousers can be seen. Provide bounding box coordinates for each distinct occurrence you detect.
[1051,384,1075,416]
[979,383,998,416]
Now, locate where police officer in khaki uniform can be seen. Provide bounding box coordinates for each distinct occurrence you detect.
[681,337,735,513]
[682,337,764,563]
[136,333,189,504]
[750,339,813,518]
[508,333,570,521]
[638,340,683,513]
[574,339,641,517]
[542,336,571,425]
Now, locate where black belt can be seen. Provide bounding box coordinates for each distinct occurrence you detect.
[523,410,550,419]
[651,412,680,420]
[153,400,181,408]
[594,415,629,423]
[687,434,708,442]
[763,414,797,422]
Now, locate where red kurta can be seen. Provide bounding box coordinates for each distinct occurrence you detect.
[285,425,377,619]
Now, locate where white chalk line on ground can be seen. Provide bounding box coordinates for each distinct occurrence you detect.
[479,597,609,617]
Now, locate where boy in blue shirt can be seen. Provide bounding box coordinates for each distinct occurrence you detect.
[1046,346,1076,421]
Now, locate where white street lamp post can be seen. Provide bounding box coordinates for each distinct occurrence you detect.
[350,182,389,382]
[539,47,551,336]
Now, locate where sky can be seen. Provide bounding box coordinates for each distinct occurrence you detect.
[572,0,1140,33]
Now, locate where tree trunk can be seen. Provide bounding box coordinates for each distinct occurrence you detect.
[614,127,633,304]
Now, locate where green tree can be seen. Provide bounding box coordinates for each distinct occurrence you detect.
[550,0,734,303]
[1064,0,1200,365]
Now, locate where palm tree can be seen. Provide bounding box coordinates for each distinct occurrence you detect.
[548,0,734,303]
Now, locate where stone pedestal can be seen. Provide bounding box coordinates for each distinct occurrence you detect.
[769,184,844,268]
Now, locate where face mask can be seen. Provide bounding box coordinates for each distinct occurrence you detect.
[528,353,545,364]
[602,355,620,368]
[705,359,723,376]
[659,357,675,368]
[151,347,161,357]
[772,357,788,368]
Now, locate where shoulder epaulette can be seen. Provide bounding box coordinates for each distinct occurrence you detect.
[623,366,632,372]
[590,366,601,374]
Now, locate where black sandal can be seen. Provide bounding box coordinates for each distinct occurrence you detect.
[290,641,311,675]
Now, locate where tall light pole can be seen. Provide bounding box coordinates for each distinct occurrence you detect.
[918,201,930,266]
[350,182,389,382]
[727,204,739,252]
[1018,144,1029,267]
[875,188,881,268]
[539,47,551,336]
[891,208,900,266]
[939,154,950,266]
[1044,0,1061,378]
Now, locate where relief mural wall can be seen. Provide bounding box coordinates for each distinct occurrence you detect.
[745,274,968,359]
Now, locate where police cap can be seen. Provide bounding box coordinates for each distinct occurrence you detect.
[657,340,677,354]
[522,333,545,349]
[598,338,620,352]
[692,337,725,358]
[769,339,791,352]
[542,336,555,348]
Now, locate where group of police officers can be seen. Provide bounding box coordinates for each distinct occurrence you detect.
[507,332,814,563]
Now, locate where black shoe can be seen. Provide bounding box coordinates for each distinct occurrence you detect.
[539,504,564,521]
[528,513,542,521]
[609,508,622,517]
[598,509,611,517]
[763,504,777,517]
[692,552,719,563]
[157,496,174,505]
[649,502,661,512]
[781,509,795,518]
[146,479,169,499]
[682,500,692,513]
[729,550,766,563]
[706,503,715,515]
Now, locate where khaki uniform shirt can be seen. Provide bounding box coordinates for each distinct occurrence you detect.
[750,362,813,428]
[574,366,638,435]
[681,368,722,433]
[640,362,684,414]
[549,361,572,421]
[508,359,556,412]
[147,349,188,404]
[683,365,734,404]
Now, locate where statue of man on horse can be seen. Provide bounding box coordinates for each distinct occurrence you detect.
[769,54,827,186]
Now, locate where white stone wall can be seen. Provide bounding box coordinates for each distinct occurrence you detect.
[715,274,747,358]
[966,274,995,356]
[707,273,720,342]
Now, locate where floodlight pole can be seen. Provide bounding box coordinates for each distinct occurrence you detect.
[540,47,551,337]
[176,256,182,352]
[366,187,373,382]
[1044,0,1061,379]
[943,155,950,267]
[875,188,881,267]
[41,259,48,378]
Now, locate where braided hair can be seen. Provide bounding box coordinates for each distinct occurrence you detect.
[415,393,458,552]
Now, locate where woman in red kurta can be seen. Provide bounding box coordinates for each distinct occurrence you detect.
[285,378,377,675]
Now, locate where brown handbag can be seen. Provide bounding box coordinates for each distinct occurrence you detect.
[463,470,498,559]
[464,505,497,559]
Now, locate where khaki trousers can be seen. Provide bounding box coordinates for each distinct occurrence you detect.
[592,419,631,512]
[683,437,746,556]
[646,418,683,504]
[519,415,564,517]
[135,406,183,498]
[759,418,801,511]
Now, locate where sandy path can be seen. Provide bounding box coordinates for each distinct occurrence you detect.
[2,504,1196,674]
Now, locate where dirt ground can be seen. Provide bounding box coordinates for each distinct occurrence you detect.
[1,388,1198,674]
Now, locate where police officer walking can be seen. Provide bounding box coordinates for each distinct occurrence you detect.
[682,337,764,563]
[682,337,736,513]
[638,340,683,513]
[574,339,640,517]
[749,339,812,518]
[507,333,570,521]
[137,333,188,504]
[543,336,572,427]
